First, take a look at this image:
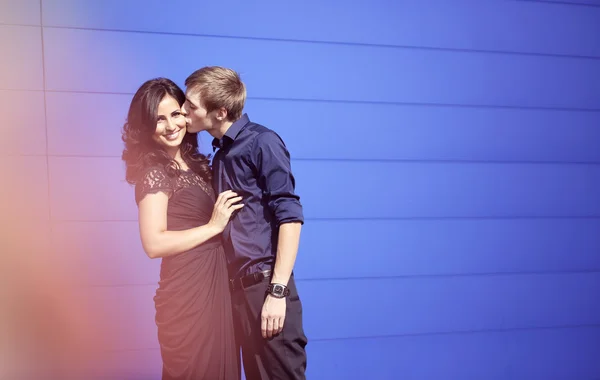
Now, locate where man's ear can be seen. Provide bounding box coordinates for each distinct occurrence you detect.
[216,107,228,121]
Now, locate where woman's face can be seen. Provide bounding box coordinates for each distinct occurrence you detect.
[152,95,186,150]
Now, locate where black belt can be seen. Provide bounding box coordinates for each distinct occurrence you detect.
[230,270,271,292]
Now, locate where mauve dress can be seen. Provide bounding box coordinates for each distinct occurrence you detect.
[135,166,239,380]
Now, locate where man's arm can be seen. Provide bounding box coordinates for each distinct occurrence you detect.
[251,131,304,338]
[270,222,302,287]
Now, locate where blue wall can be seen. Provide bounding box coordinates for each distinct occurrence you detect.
[1,0,599,378]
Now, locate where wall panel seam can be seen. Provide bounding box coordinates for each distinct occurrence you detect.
[41,25,600,61]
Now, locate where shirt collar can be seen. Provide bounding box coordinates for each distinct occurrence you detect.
[212,113,250,151]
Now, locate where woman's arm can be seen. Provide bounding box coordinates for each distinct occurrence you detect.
[138,189,243,259]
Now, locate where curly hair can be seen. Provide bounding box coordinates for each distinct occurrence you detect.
[121,77,211,185]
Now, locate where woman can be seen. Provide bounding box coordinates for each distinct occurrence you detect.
[122,78,241,380]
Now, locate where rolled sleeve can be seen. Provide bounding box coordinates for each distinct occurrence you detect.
[251,131,304,225]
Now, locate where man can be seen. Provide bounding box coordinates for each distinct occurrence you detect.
[183,66,307,380]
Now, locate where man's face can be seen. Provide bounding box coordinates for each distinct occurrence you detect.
[183,89,217,134]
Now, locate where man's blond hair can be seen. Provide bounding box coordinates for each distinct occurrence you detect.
[185,66,246,121]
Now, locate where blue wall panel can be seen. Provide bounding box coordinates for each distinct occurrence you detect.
[295,161,600,218]
[295,219,600,278]
[42,0,600,57]
[245,100,600,163]
[0,0,40,25]
[51,221,160,286]
[2,0,596,378]
[0,25,44,90]
[46,158,600,221]
[47,218,600,286]
[1,156,50,222]
[45,92,130,156]
[0,90,46,155]
[298,272,600,339]
[44,91,600,163]
[522,0,600,6]
[42,28,600,109]
[306,327,600,379]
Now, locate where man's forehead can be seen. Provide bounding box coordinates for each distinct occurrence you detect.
[185,89,201,104]
[185,87,200,98]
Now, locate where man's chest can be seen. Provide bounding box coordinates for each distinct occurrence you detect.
[214,140,257,192]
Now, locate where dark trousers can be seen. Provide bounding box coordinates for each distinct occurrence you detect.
[231,275,308,380]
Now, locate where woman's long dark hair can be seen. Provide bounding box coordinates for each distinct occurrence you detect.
[121,77,211,185]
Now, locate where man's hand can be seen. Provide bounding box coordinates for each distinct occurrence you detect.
[261,295,286,338]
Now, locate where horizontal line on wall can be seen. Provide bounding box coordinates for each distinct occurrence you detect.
[23,154,600,166]
[305,216,600,221]
[251,97,600,113]
[296,269,600,282]
[310,322,600,342]
[292,158,600,166]
[39,25,600,61]
[0,22,40,27]
[4,88,600,112]
[80,268,600,288]
[517,0,600,8]
[247,97,600,113]
[0,88,44,92]
[52,216,600,224]
[90,322,600,354]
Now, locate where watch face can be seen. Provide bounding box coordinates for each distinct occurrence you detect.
[272,284,284,295]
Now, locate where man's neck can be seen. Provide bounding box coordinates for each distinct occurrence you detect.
[210,120,234,140]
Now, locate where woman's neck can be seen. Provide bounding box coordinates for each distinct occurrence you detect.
[165,147,181,162]
[167,148,188,170]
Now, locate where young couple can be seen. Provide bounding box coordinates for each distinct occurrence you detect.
[121,67,307,380]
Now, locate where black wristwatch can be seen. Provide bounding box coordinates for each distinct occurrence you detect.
[266,283,290,298]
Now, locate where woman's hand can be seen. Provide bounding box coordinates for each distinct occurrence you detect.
[208,190,244,232]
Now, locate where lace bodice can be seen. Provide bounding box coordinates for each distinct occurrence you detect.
[135,166,214,204]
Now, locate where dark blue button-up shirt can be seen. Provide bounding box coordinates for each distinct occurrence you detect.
[211,114,304,279]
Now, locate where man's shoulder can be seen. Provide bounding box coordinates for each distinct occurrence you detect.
[245,121,273,135]
[245,122,284,144]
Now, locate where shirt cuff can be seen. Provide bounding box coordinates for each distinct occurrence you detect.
[274,200,304,225]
